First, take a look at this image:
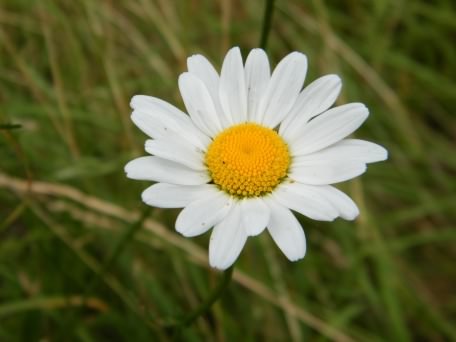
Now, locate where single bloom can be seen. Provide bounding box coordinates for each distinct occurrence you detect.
[125,47,387,270]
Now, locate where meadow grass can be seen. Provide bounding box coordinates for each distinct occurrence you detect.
[1,0,455,341]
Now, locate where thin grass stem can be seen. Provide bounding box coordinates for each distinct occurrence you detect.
[259,0,276,50]
[182,267,234,327]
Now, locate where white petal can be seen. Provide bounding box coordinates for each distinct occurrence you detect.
[141,183,216,208]
[176,190,233,237]
[280,75,342,140]
[145,135,205,171]
[291,103,369,156]
[258,52,307,128]
[130,95,210,150]
[310,185,359,220]
[273,182,338,221]
[187,54,219,99]
[219,47,248,124]
[266,198,306,261]
[187,54,231,129]
[289,160,367,185]
[245,48,270,122]
[293,139,388,165]
[178,72,223,136]
[209,204,247,270]
[240,197,270,236]
[125,156,210,185]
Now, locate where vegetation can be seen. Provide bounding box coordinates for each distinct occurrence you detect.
[1,0,455,340]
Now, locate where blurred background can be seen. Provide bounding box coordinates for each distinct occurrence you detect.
[1,0,455,341]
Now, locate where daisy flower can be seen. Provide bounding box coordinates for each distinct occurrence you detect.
[125,47,387,270]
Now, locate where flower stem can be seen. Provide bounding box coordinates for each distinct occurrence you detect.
[259,0,276,50]
[181,266,234,327]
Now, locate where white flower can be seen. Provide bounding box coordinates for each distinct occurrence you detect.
[125,47,387,270]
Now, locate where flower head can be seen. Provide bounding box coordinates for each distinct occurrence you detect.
[125,47,387,270]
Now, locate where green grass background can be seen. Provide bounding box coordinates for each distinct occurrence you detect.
[1,0,455,341]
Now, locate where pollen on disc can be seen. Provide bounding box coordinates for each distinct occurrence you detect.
[205,123,290,197]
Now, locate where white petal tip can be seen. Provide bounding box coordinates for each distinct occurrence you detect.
[328,74,342,81]
[355,103,369,114]
[290,246,307,262]
[286,52,308,68]
[251,47,265,53]
[340,206,360,221]
[377,146,389,161]
[140,191,156,206]
[175,224,197,238]
[187,54,198,61]
[344,212,360,221]
[176,228,191,238]
[130,95,142,109]
[141,200,155,208]
[178,72,190,83]
[124,158,145,179]
[289,51,307,58]
[124,160,134,174]
[318,74,342,86]
[330,75,342,87]
[288,253,306,262]
[187,54,205,69]
[209,258,233,270]
[209,263,229,271]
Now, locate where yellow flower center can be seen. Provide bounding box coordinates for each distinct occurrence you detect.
[205,123,290,197]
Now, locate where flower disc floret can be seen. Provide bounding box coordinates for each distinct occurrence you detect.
[206,123,290,197]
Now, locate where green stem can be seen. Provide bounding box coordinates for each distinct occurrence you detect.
[77,207,152,328]
[104,206,152,271]
[85,206,151,293]
[259,0,276,50]
[0,123,22,130]
[182,267,234,327]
